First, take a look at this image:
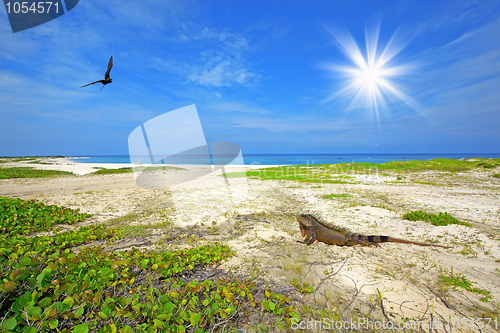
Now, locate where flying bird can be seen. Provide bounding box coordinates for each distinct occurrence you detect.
[81,56,113,91]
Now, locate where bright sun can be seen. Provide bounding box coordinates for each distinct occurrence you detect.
[359,65,381,89]
[322,24,418,124]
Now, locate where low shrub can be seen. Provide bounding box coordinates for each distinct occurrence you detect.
[403,211,471,227]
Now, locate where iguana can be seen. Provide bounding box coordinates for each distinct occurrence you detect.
[296,214,452,248]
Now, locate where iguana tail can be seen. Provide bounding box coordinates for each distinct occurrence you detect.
[355,235,452,248]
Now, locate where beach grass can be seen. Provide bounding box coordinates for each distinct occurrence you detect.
[227,167,358,183]
[92,166,185,175]
[226,158,500,182]
[0,167,73,179]
[403,210,472,227]
[27,160,53,165]
[322,193,351,199]
[440,269,492,302]
[0,155,65,159]
[92,167,133,174]
[224,171,247,178]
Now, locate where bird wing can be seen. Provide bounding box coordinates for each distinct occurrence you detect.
[81,80,103,88]
[105,56,113,80]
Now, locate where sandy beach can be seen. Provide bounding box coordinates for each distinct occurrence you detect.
[1,157,499,331]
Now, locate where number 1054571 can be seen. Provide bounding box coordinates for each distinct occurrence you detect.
[5,2,59,14]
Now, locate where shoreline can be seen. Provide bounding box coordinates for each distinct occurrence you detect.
[0,157,281,175]
[46,153,500,166]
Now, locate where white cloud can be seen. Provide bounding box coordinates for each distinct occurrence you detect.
[231,115,352,133]
[411,18,500,102]
[188,57,256,87]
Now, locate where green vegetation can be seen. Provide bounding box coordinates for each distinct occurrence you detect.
[27,161,53,165]
[300,179,354,184]
[493,173,500,178]
[223,171,247,178]
[0,156,64,160]
[403,211,472,227]
[112,222,173,238]
[477,162,496,169]
[0,197,92,236]
[322,193,351,199]
[291,279,314,294]
[227,158,499,184]
[413,181,447,186]
[92,167,133,175]
[0,167,73,179]
[226,167,356,184]
[440,269,492,303]
[92,166,185,175]
[355,158,500,172]
[0,197,301,332]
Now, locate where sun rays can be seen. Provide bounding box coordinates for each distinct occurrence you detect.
[322,24,419,125]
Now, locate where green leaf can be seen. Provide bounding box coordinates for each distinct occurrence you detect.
[19,255,32,266]
[153,319,164,329]
[190,312,201,326]
[62,297,74,307]
[27,306,42,319]
[102,324,117,333]
[72,307,84,319]
[49,318,59,329]
[0,318,17,330]
[72,323,89,333]
[101,306,111,316]
[289,311,300,321]
[36,272,46,284]
[98,311,109,320]
[39,297,52,308]
[119,326,133,333]
[0,281,16,292]
[164,301,174,314]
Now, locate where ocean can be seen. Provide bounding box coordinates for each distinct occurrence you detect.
[69,153,500,166]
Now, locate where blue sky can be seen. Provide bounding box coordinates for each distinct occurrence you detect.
[1,0,499,156]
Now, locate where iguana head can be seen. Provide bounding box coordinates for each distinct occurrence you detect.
[296,214,315,224]
[296,214,314,236]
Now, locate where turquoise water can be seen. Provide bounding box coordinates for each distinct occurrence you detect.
[69,153,500,165]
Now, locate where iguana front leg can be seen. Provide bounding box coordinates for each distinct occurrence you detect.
[296,227,317,245]
[296,235,312,245]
